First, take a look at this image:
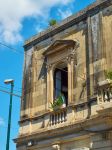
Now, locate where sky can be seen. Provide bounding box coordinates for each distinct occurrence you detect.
[0,0,95,149]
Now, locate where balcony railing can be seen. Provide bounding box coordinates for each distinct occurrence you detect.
[49,109,67,126]
[97,79,112,103]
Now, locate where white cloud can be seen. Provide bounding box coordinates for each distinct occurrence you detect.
[0,0,72,44]
[0,117,5,126]
[35,25,44,33]
[58,9,72,19]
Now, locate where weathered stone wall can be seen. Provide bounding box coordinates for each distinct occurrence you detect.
[16,1,112,149]
[16,132,112,150]
[22,23,87,117]
[91,132,112,150]
[20,3,112,119]
[102,5,112,69]
[21,46,34,118]
[63,25,87,104]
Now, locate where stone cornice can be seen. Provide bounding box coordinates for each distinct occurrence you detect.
[14,107,112,144]
[24,0,112,49]
[43,40,76,56]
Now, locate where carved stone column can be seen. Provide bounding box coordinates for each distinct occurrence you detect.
[67,47,77,104]
[68,56,74,103]
[46,64,53,109]
[50,66,54,103]
[87,16,94,96]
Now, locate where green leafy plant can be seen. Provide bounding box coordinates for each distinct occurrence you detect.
[49,19,57,26]
[105,69,112,80]
[50,94,65,110]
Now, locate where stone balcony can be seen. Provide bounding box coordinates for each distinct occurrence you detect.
[97,79,112,103]
[18,79,112,137]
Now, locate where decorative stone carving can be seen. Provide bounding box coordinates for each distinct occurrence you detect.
[72,41,80,55]
[52,144,60,150]
[46,64,52,72]
[66,41,79,65]
[97,79,112,103]
[66,53,77,65]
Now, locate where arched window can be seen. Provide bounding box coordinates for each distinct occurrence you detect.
[54,66,68,106]
[44,40,78,108]
[54,69,61,98]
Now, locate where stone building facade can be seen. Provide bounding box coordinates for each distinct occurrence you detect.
[14,0,112,149]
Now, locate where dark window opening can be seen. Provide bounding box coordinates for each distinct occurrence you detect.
[54,67,68,106]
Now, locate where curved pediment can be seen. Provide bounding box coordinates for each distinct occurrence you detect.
[43,40,78,56]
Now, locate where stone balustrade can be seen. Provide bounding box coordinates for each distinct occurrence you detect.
[97,79,112,103]
[49,108,67,126]
[102,87,112,102]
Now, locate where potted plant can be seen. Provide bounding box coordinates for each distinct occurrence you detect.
[98,69,112,87]
[105,69,112,80]
[50,94,66,111]
[49,19,57,26]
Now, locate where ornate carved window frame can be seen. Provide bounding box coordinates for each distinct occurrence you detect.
[43,40,79,109]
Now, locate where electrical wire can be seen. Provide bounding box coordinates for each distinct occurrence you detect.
[0,89,21,98]
[0,41,83,80]
[0,41,92,97]
[1,38,111,134]
[0,41,44,63]
[0,85,22,94]
[0,41,72,81]
[0,42,23,54]
[0,41,77,70]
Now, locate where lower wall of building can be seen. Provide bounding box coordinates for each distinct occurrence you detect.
[16,131,112,150]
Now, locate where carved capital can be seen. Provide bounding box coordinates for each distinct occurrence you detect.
[70,48,76,56]
[66,56,71,64]
[72,41,79,53]
[66,42,79,64]
[66,54,77,65]
[46,64,52,72]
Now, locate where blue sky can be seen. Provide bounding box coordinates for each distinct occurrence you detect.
[0,0,95,149]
